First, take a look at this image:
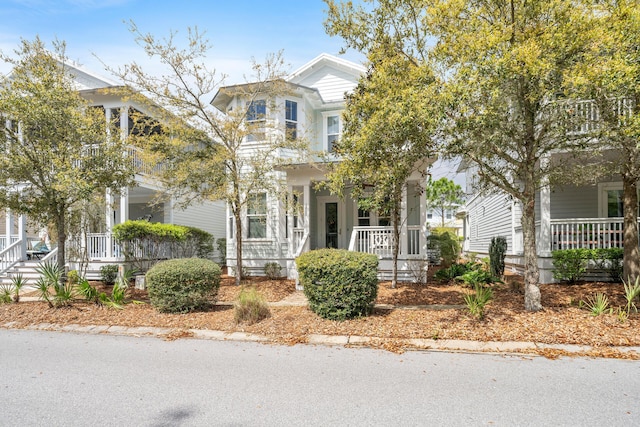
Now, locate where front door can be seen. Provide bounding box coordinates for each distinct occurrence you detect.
[325,202,338,248]
[318,197,344,249]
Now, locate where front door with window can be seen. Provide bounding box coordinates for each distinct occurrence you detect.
[318,197,344,249]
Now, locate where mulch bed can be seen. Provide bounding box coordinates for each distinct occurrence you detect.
[2,273,640,357]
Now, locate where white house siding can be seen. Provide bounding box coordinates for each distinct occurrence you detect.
[549,184,599,219]
[466,192,514,254]
[291,65,359,103]
[172,200,226,262]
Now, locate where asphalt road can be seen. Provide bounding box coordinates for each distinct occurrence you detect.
[1,329,639,426]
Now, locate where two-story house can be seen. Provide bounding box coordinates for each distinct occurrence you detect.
[212,54,432,281]
[457,100,636,283]
[0,59,225,282]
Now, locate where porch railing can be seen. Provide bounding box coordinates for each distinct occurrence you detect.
[550,218,630,251]
[87,233,122,259]
[292,227,309,257]
[293,228,310,257]
[349,226,394,258]
[0,235,20,252]
[349,226,424,258]
[0,239,23,275]
[407,225,421,256]
[565,98,634,135]
[127,146,165,176]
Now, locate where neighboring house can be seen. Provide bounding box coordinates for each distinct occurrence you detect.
[426,205,463,235]
[211,54,432,281]
[457,102,634,283]
[0,60,225,281]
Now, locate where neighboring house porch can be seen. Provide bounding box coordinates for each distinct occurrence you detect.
[461,176,636,283]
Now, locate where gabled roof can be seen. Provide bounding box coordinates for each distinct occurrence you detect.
[56,57,120,91]
[211,53,365,111]
[286,53,366,83]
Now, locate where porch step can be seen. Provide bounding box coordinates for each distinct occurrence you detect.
[0,261,44,285]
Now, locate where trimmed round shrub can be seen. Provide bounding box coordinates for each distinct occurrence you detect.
[296,249,379,320]
[146,258,221,313]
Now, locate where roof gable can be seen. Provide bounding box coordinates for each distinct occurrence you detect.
[58,59,119,91]
[287,54,365,103]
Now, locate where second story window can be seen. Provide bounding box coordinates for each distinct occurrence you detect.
[327,115,340,152]
[246,100,266,142]
[285,100,297,141]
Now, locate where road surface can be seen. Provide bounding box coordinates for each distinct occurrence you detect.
[1,329,638,426]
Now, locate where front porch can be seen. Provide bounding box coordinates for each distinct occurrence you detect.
[285,173,429,281]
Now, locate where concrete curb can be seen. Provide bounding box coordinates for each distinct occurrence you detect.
[4,321,639,358]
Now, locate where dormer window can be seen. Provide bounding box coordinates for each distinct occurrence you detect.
[246,100,266,142]
[322,111,341,153]
[285,100,297,141]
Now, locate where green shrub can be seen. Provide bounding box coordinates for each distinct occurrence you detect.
[489,236,507,277]
[592,248,623,282]
[113,221,214,272]
[100,265,118,286]
[146,258,221,313]
[216,237,227,266]
[464,284,493,319]
[264,262,282,279]
[428,229,460,267]
[67,270,80,286]
[234,287,271,324]
[296,249,378,321]
[434,262,478,282]
[551,249,591,283]
[456,269,501,287]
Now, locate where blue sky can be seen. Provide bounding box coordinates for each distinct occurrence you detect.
[0,0,364,83]
[0,0,462,184]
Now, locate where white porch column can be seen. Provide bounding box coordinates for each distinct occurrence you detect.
[287,185,295,257]
[119,188,129,225]
[400,184,408,256]
[105,189,114,258]
[420,181,428,257]
[5,208,11,249]
[538,154,551,256]
[17,214,26,260]
[303,183,311,234]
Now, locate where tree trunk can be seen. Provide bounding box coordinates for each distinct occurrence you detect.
[622,173,640,283]
[233,207,243,286]
[56,209,67,284]
[391,206,400,289]
[520,195,543,311]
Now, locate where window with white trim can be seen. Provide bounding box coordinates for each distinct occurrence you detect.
[285,100,297,141]
[246,100,266,142]
[322,111,341,152]
[247,192,267,238]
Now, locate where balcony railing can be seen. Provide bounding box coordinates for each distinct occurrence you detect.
[550,218,631,251]
[126,146,165,176]
[565,98,634,135]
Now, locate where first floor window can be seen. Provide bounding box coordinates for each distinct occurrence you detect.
[247,193,267,238]
[358,208,370,226]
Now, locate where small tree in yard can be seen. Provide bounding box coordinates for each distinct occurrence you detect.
[425,177,464,228]
[111,23,306,286]
[0,38,134,276]
[324,43,441,288]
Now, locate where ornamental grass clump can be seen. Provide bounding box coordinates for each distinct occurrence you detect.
[296,249,378,321]
[146,258,221,313]
[234,286,270,325]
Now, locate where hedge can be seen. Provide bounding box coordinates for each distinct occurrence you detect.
[296,249,378,320]
[146,258,221,313]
